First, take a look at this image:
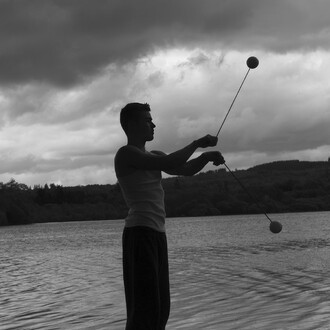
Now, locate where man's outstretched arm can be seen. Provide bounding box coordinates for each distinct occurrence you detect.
[115,135,218,175]
[152,151,225,176]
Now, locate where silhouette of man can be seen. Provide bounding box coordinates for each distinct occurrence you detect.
[115,103,225,330]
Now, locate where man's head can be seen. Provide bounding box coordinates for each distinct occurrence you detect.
[120,103,155,141]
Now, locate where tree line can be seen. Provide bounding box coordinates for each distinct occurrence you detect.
[1,160,330,226]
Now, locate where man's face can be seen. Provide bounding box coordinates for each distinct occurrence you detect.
[135,111,156,141]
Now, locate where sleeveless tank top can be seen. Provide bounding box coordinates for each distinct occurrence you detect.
[117,168,166,232]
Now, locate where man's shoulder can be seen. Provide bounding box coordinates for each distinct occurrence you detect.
[116,145,142,158]
[115,145,146,168]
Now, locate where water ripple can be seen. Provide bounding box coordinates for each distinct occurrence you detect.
[1,214,330,329]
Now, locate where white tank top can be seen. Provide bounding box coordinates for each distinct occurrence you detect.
[117,168,166,232]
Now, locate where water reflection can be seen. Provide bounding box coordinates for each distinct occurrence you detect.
[168,244,330,329]
[166,212,330,329]
[1,213,330,329]
[0,221,126,330]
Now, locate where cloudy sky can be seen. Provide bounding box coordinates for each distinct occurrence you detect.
[1,0,330,187]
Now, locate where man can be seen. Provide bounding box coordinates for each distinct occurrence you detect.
[115,102,225,330]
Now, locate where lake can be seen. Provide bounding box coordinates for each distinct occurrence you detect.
[1,212,330,329]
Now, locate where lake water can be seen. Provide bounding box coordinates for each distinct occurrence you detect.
[1,212,330,329]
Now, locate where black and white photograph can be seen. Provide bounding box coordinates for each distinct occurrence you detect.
[1,1,330,329]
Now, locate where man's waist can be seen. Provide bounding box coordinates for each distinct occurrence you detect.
[125,213,165,232]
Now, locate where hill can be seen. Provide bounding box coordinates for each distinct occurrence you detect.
[1,159,330,225]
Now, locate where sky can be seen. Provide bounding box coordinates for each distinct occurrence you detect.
[1,0,330,187]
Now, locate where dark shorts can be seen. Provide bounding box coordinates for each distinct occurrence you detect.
[122,226,170,330]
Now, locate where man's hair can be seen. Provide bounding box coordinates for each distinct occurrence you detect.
[120,102,150,133]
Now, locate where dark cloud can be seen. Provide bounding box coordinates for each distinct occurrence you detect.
[1,0,329,87]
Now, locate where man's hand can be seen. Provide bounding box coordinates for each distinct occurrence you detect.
[196,134,218,148]
[202,151,225,166]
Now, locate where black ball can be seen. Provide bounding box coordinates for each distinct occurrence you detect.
[269,221,282,234]
[246,56,259,69]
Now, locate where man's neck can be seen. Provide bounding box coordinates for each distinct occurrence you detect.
[127,138,146,151]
